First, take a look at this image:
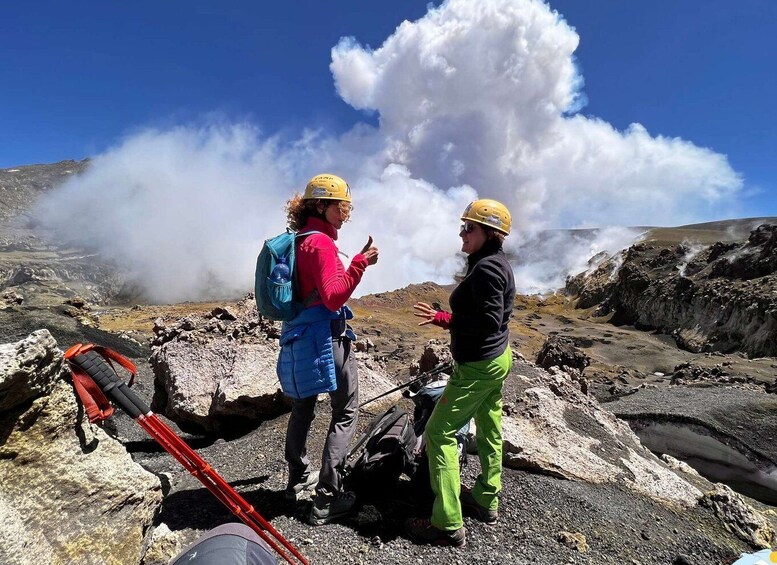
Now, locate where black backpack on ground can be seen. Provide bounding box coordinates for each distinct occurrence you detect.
[343,376,470,499]
[343,405,418,496]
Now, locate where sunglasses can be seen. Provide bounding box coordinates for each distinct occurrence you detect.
[460,222,477,234]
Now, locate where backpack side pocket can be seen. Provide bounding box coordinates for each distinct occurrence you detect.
[267,276,294,313]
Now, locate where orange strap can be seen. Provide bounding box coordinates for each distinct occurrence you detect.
[64,343,137,424]
[70,368,115,423]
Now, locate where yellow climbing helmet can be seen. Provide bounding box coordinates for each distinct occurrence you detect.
[461,199,512,235]
[303,174,352,203]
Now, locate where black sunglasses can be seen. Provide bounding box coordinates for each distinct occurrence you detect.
[460,223,476,234]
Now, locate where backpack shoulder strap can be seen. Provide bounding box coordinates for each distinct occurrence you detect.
[293,230,325,306]
[295,229,324,237]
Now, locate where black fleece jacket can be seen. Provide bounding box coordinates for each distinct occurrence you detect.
[448,239,516,363]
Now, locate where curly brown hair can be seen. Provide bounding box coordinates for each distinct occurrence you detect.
[285,194,318,231]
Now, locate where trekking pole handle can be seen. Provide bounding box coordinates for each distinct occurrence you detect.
[70,351,149,418]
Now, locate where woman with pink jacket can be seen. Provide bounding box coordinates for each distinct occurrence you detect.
[280,174,378,526]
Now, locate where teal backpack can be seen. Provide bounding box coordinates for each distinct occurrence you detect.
[254,229,321,321]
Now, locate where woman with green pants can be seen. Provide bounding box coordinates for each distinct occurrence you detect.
[407,198,516,548]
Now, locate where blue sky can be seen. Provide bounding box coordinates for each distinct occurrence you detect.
[2,0,775,217]
[551,0,777,218]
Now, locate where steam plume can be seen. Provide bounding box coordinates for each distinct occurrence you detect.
[35,0,744,302]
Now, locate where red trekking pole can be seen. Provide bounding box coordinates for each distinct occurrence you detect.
[64,343,309,565]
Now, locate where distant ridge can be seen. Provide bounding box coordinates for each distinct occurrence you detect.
[675,217,777,230]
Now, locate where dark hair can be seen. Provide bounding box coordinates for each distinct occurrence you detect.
[484,226,506,244]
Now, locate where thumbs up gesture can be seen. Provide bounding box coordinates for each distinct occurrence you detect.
[360,235,379,266]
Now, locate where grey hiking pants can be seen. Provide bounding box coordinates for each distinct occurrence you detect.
[284,334,359,497]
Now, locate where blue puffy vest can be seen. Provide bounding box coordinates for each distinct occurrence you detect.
[276,305,355,399]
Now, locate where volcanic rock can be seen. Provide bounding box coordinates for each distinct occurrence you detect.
[536,335,590,374]
[0,329,61,411]
[2,290,23,307]
[669,361,767,391]
[150,295,401,433]
[557,531,588,553]
[141,523,184,565]
[0,330,162,565]
[64,295,91,310]
[354,337,375,352]
[567,223,777,357]
[700,484,777,548]
[502,363,701,508]
[151,338,285,433]
[417,338,452,373]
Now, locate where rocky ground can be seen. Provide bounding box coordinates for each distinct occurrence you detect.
[1,296,775,565]
[2,161,777,565]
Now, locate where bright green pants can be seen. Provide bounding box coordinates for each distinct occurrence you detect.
[425,347,512,530]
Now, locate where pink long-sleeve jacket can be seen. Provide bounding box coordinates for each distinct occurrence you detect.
[296,217,369,311]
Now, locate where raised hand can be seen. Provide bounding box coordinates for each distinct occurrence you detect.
[413,302,437,326]
[360,235,379,266]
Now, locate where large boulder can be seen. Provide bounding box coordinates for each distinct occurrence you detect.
[150,297,286,433]
[535,335,590,375]
[152,338,286,433]
[417,339,452,373]
[0,329,61,411]
[151,296,401,432]
[0,330,162,565]
[502,362,701,508]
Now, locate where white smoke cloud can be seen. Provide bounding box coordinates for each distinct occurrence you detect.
[338,164,476,295]
[36,125,296,302]
[512,227,642,294]
[677,241,708,277]
[331,0,742,230]
[35,0,744,303]
[34,124,470,302]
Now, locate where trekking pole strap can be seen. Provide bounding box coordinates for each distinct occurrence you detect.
[70,369,115,422]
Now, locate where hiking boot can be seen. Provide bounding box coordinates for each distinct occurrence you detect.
[285,470,319,501]
[460,487,498,524]
[308,490,357,526]
[405,517,466,548]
